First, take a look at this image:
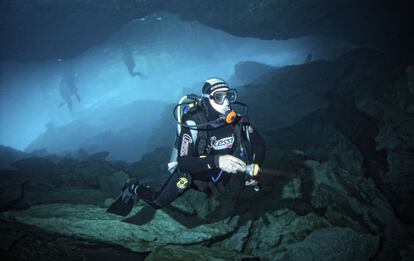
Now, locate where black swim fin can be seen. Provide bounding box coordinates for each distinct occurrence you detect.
[107,181,137,217]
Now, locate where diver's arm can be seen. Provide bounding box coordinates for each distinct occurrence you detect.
[176,126,216,173]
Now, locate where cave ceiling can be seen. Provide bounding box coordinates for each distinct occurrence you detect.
[1,0,413,62]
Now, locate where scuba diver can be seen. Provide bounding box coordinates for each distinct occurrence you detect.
[121,41,147,79]
[58,71,81,112]
[107,78,265,216]
[304,52,313,63]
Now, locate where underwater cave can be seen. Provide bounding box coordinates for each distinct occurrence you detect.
[0,1,413,260]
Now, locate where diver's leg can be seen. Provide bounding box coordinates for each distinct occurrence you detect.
[74,92,81,102]
[135,172,190,209]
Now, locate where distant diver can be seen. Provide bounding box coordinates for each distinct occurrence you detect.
[58,70,81,112]
[304,52,313,63]
[121,42,147,79]
[107,78,265,216]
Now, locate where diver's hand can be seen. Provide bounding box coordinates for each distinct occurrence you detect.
[217,155,246,174]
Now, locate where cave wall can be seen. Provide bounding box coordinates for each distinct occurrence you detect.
[1,0,413,62]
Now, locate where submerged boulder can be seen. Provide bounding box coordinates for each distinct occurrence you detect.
[0,155,128,210]
[146,244,257,261]
[0,219,147,261]
[88,151,110,161]
[228,61,276,86]
[355,65,414,228]
[305,160,412,259]
[210,152,412,260]
[244,210,331,259]
[0,145,28,170]
[11,157,59,184]
[128,147,171,189]
[273,227,379,261]
[21,185,110,206]
[1,203,238,253]
[267,119,365,177]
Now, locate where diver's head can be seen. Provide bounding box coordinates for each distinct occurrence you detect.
[201,77,238,115]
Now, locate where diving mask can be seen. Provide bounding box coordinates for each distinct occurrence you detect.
[203,89,238,105]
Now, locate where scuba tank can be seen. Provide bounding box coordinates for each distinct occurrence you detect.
[168,94,206,173]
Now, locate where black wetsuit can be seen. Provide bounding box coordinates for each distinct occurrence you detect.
[136,106,265,209]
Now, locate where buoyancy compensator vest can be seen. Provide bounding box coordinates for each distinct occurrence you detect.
[167,94,249,174]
